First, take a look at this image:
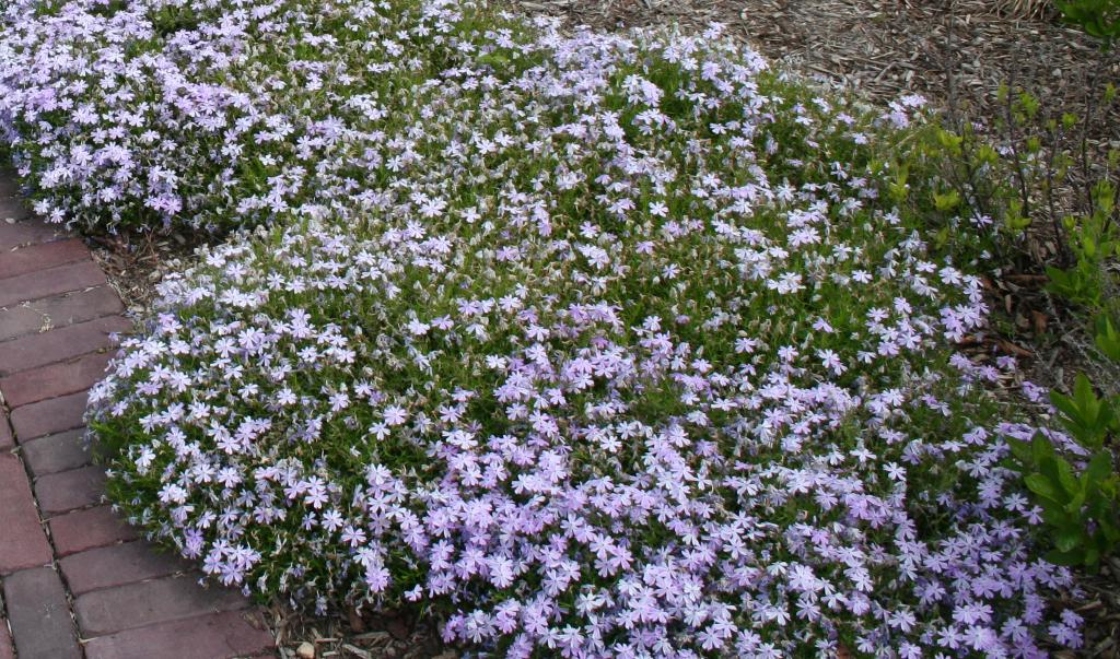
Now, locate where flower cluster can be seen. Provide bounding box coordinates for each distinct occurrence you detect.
[4,0,1078,655]
[0,0,479,232]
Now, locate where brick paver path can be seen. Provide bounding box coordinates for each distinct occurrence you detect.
[0,175,276,659]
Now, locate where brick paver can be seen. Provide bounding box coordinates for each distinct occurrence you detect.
[0,617,13,659]
[0,314,129,377]
[8,390,89,441]
[74,574,251,637]
[0,286,124,343]
[0,238,89,280]
[0,182,276,657]
[0,455,53,575]
[21,428,92,477]
[60,540,191,595]
[48,505,139,557]
[34,464,108,516]
[0,217,66,249]
[0,176,21,198]
[83,610,276,659]
[0,351,113,408]
[0,412,12,450]
[2,567,82,659]
[0,259,106,309]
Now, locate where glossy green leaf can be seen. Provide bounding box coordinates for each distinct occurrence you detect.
[1025,473,1062,502]
[1055,527,1083,553]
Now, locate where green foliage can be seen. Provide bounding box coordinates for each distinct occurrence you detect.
[911,84,1120,273]
[1009,433,1120,566]
[904,62,1120,572]
[149,5,201,36]
[1045,181,1120,306]
[1050,373,1118,449]
[1055,0,1120,48]
[874,120,1002,264]
[1094,313,1120,360]
[1007,308,1120,570]
[1045,261,1104,308]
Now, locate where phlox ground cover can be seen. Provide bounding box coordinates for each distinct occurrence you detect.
[0,0,1086,656]
[0,0,486,232]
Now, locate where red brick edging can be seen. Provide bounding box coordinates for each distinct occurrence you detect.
[0,177,276,659]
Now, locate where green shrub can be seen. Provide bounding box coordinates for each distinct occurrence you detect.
[1008,373,1120,567]
[1055,0,1120,47]
[0,0,1100,653]
[915,69,1120,574]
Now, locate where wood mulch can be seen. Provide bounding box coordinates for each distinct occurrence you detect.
[501,0,1118,115]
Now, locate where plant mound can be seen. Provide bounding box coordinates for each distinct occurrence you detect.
[0,0,479,232]
[3,0,1078,654]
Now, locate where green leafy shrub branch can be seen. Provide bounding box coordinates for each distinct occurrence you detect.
[895,36,1120,573]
